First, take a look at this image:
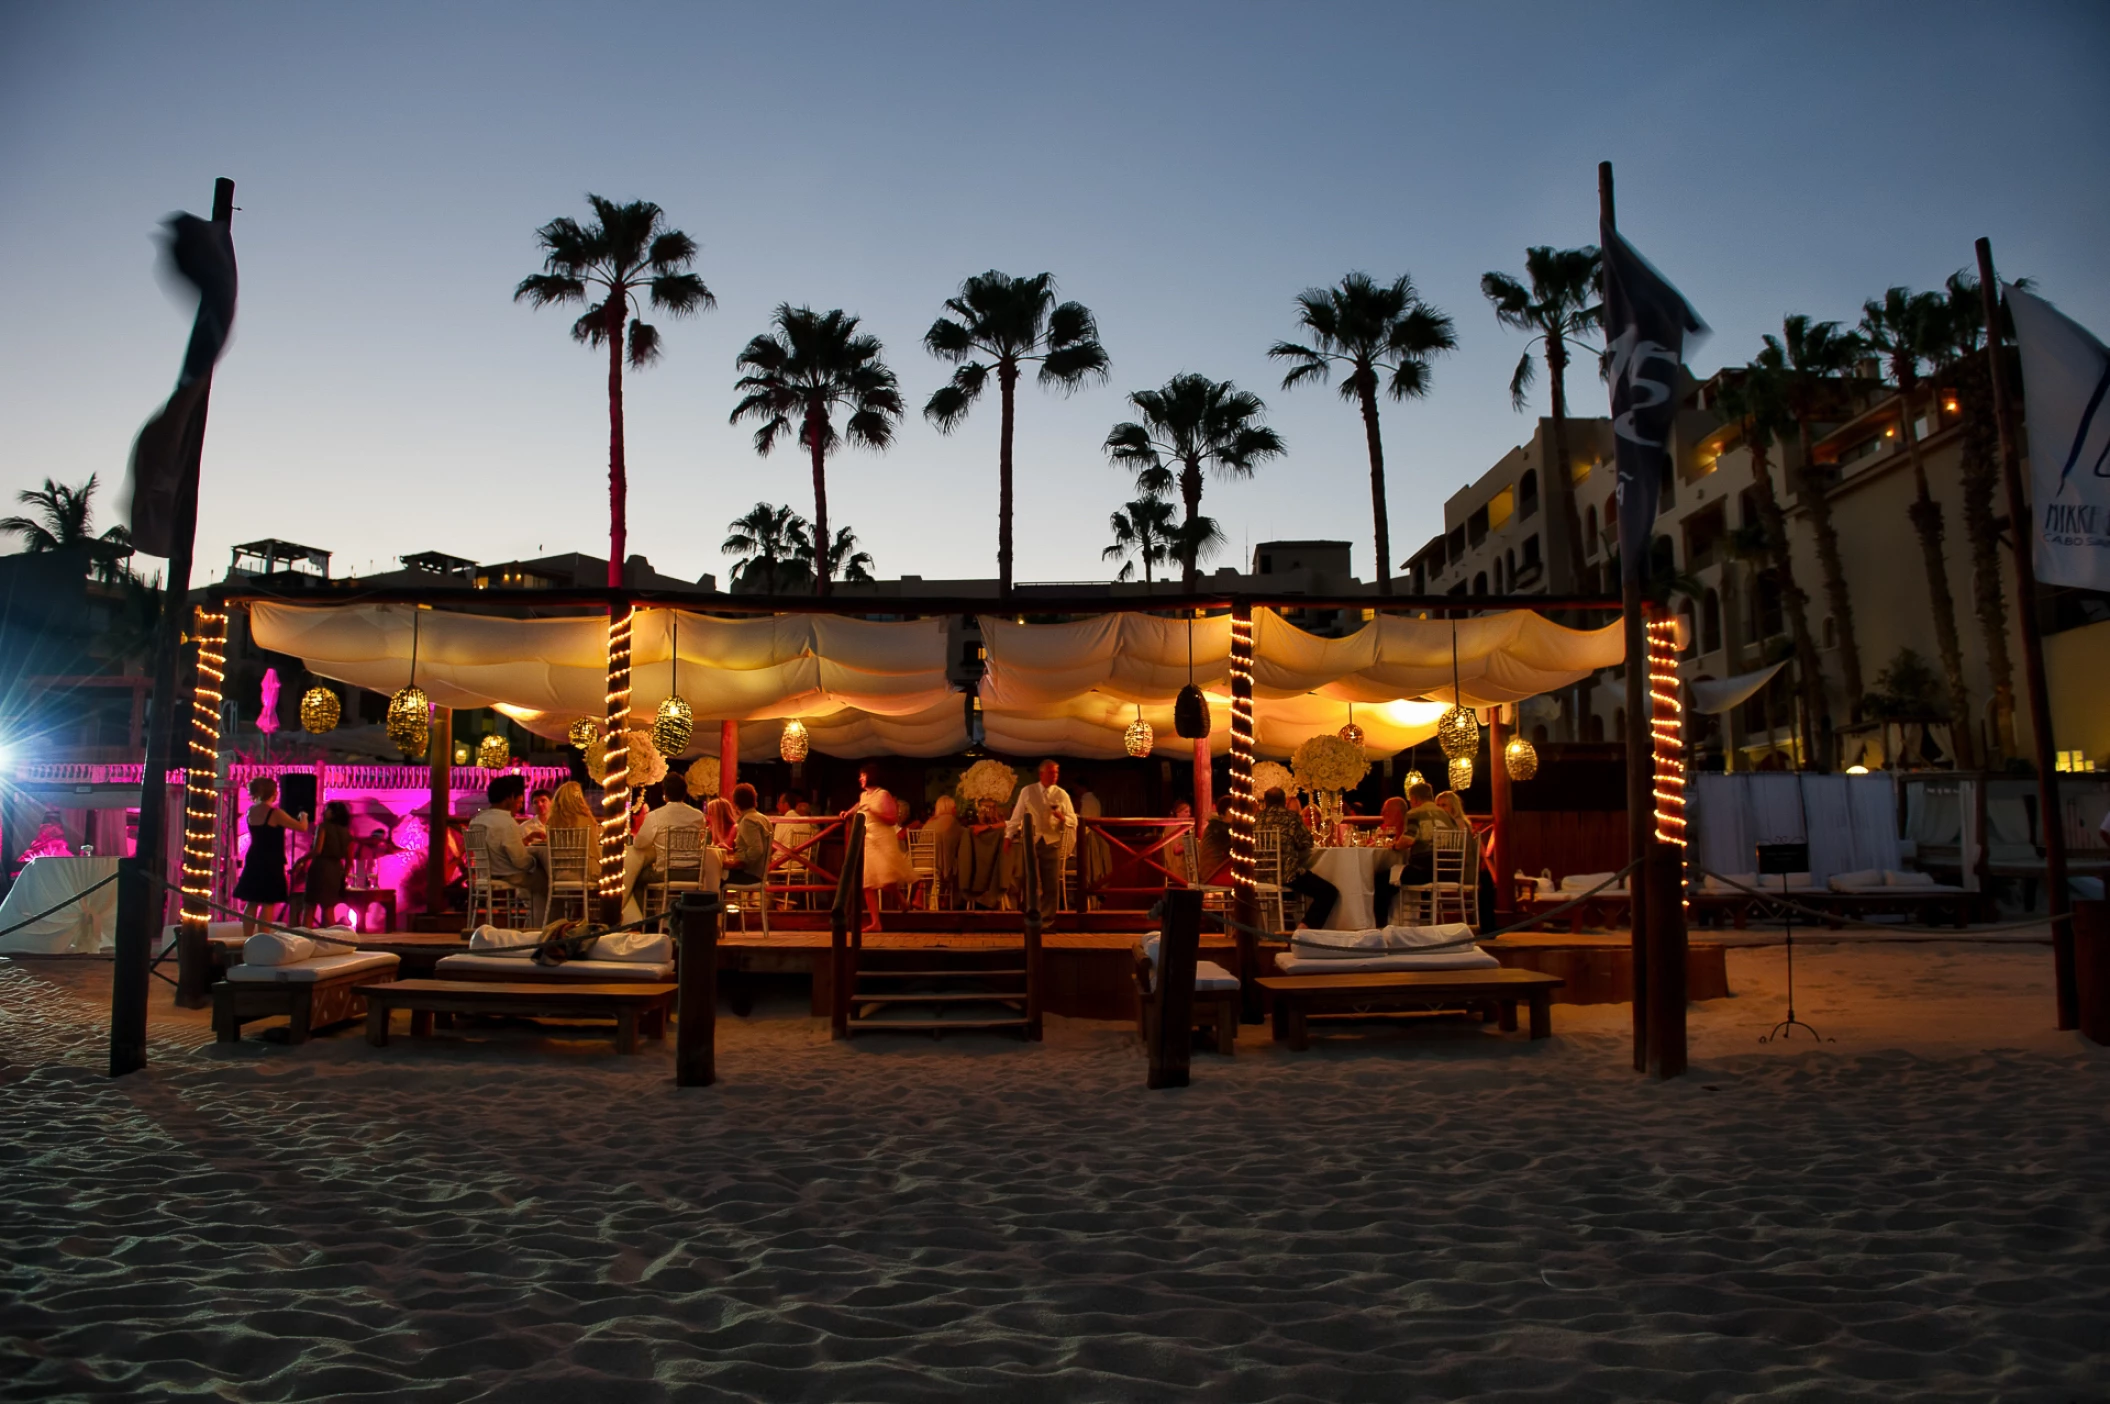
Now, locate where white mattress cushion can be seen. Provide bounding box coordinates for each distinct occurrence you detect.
[1288,923,1478,958]
[1885,869,1937,888]
[1194,960,1240,991]
[1558,871,1625,893]
[225,951,399,984]
[242,932,315,966]
[434,953,675,981]
[1274,948,1499,975]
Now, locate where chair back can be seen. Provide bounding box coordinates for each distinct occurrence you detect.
[906,829,939,875]
[547,827,591,889]
[660,823,705,880]
[1431,826,1469,885]
[1253,826,1283,886]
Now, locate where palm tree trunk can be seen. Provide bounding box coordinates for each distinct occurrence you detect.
[1545,339,1587,580]
[1956,354,2016,757]
[1749,440,1830,769]
[1180,458,1203,591]
[809,408,831,599]
[606,300,627,589]
[1357,384,1392,595]
[1899,385,1977,769]
[997,362,1019,597]
[1794,408,1863,713]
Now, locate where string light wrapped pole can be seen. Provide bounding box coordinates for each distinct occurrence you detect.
[600,602,634,909]
[1646,612,1687,847]
[1227,601,1260,1023]
[177,609,227,996]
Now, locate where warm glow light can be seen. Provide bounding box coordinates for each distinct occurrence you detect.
[600,605,634,897]
[1228,610,1257,901]
[1124,705,1155,758]
[780,717,810,763]
[1845,764,1870,775]
[1646,615,1687,848]
[179,609,228,931]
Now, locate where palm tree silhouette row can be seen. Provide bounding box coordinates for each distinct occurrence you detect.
[1105,374,1284,590]
[1102,494,1185,586]
[515,195,714,588]
[2,475,136,582]
[923,271,1110,597]
[1269,273,1456,595]
[721,501,875,592]
[1768,313,1868,716]
[731,306,902,597]
[1481,246,1602,582]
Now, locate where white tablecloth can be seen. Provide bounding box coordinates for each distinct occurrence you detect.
[1308,846,1392,931]
[0,856,122,954]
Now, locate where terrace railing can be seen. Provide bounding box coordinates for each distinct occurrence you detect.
[1078,817,1201,910]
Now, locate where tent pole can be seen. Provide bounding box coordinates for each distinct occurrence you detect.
[425,706,451,918]
[1228,601,1260,1024]
[721,720,739,805]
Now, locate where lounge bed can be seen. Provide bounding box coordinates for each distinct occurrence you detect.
[213,933,400,1045]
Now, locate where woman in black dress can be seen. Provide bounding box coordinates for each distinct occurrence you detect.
[233,775,309,935]
[301,800,353,928]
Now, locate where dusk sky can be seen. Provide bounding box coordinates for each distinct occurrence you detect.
[4,2,2106,588]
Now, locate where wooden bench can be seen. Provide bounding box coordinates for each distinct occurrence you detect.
[1132,946,1239,1054]
[1256,968,1564,1050]
[358,979,677,1055]
[214,952,401,1046]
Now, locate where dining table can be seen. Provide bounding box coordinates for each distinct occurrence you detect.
[1306,844,1396,931]
[0,855,123,953]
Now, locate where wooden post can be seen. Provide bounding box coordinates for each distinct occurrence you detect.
[1149,888,1202,1089]
[1191,734,1213,829]
[829,812,864,1038]
[1976,237,2076,1028]
[425,705,452,918]
[1023,832,1045,1041]
[1645,839,1687,1078]
[674,890,719,1086]
[1603,159,1651,1074]
[720,720,739,802]
[600,602,633,923]
[174,606,228,1008]
[1227,600,1261,1023]
[1489,706,1515,922]
[2072,899,2109,1045]
[110,176,234,1077]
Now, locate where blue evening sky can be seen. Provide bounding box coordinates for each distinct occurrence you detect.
[3,2,2105,587]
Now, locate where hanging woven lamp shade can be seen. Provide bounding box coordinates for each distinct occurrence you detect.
[1124,706,1154,758]
[386,686,429,760]
[1437,704,1479,760]
[1448,755,1474,792]
[477,734,510,769]
[780,718,810,763]
[298,686,340,734]
[1173,683,1209,739]
[1504,735,1539,781]
[1401,769,1427,794]
[1337,703,1364,748]
[653,695,694,758]
[567,717,599,752]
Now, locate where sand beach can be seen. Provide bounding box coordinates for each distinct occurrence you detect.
[3,939,2106,1402]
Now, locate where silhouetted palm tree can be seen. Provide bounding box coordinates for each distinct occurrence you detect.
[1767,314,1867,712]
[923,271,1110,595]
[1861,287,1976,768]
[1101,495,1181,586]
[792,520,876,586]
[1104,374,1283,588]
[731,306,902,597]
[1,475,134,582]
[515,196,714,587]
[721,502,807,593]
[1481,247,1602,579]
[1269,273,1456,594]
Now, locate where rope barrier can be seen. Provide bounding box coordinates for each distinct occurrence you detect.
[0,871,121,941]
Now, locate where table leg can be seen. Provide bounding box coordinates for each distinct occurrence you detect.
[366,1002,390,1047]
[1498,999,1518,1033]
[1529,991,1552,1040]
[1271,998,1290,1043]
[410,1009,435,1038]
[616,1009,640,1056]
[1288,1006,1310,1052]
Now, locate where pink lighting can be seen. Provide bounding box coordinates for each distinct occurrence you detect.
[256,668,281,735]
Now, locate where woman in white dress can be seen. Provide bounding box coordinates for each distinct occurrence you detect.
[852,768,915,930]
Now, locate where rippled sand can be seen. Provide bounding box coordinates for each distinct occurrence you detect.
[3,942,2106,1402]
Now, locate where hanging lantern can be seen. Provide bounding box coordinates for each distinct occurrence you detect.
[567,717,599,751]
[385,686,429,760]
[477,734,510,769]
[1448,755,1474,792]
[1124,705,1155,758]
[1437,704,1479,760]
[298,686,340,734]
[1504,734,1539,782]
[1402,768,1427,794]
[653,695,694,757]
[453,741,471,766]
[1173,683,1210,739]
[1337,703,1364,749]
[780,717,810,763]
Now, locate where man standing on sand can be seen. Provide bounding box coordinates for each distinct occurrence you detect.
[1005,759,1076,922]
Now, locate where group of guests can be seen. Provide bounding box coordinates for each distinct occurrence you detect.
[231,775,364,935]
[1230,779,1471,930]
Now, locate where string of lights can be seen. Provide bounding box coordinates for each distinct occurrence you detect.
[1227,605,1256,900]
[179,609,228,931]
[1646,612,1687,847]
[600,603,633,897]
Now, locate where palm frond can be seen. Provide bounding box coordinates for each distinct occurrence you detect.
[627,320,661,368]
[923,363,988,430]
[514,272,585,307]
[1039,341,1109,389]
[1508,350,1536,410]
[649,271,714,315]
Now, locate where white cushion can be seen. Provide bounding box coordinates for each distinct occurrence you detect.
[1289,923,1477,958]
[594,930,671,963]
[1194,960,1241,992]
[1558,872,1625,893]
[1885,869,1938,888]
[434,953,675,982]
[242,932,315,966]
[469,924,527,950]
[1275,948,1499,975]
[1828,869,1886,892]
[224,951,399,984]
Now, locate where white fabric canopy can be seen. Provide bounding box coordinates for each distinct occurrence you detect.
[1689,661,1785,716]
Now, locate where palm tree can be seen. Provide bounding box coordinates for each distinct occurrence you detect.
[515,196,714,588]
[1103,374,1284,587]
[1101,494,1181,585]
[2,475,135,582]
[1861,287,1977,769]
[730,306,903,597]
[1766,314,1867,714]
[1716,351,1831,769]
[1481,247,1602,579]
[1269,273,1457,594]
[1935,270,2019,758]
[792,520,876,585]
[721,502,807,593]
[923,271,1111,596]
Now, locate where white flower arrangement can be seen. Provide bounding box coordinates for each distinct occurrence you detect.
[1250,760,1295,800]
[958,758,1022,806]
[587,729,668,787]
[1291,733,1369,794]
[684,755,721,798]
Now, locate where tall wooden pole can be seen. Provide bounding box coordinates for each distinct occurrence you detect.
[720,720,739,801]
[110,177,233,1077]
[1227,601,1261,1023]
[1191,734,1213,832]
[1976,237,2076,1028]
[1488,707,1515,922]
[1603,160,1652,1073]
[425,705,452,917]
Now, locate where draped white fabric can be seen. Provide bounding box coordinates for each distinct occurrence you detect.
[1690,661,1784,716]
[1690,773,1902,884]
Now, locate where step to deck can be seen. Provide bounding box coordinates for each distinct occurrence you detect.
[853,968,1028,981]
[847,1016,1031,1034]
[852,991,1027,1005]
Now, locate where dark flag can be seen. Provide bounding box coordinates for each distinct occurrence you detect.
[123,213,237,558]
[1600,224,1705,585]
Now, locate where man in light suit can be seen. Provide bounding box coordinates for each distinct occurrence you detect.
[1005,759,1076,923]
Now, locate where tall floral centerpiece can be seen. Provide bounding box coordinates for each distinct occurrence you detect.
[588,729,668,788]
[1290,734,1370,842]
[956,759,1021,817]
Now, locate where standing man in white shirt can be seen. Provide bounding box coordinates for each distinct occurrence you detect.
[1005,759,1076,923]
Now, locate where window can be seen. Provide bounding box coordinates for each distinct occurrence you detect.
[1702,589,1722,654]
[1258,554,1273,573]
[1447,526,1465,561]
[1473,571,1488,595]
[1493,558,1505,592]
[1521,534,1541,569]
[1519,469,1540,519]
[1586,713,1605,743]
[1677,599,1697,655]
[1467,505,1489,547]
[1487,487,1515,531]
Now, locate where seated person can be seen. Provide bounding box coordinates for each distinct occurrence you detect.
[519,788,552,843]
[1256,787,1338,929]
[1197,797,1234,884]
[467,775,548,921]
[723,783,774,888]
[621,771,708,921]
[1394,782,1464,886]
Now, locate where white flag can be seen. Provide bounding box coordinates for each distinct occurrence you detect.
[2008,287,2110,590]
